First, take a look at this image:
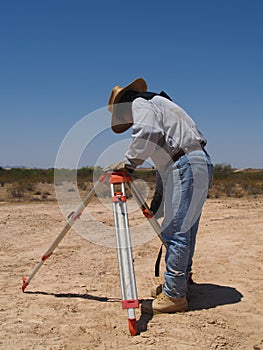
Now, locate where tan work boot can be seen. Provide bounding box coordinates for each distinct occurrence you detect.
[141,292,188,315]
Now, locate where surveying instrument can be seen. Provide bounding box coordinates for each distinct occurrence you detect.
[22,170,165,336]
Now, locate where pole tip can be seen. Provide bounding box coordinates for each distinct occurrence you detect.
[22,277,29,292]
[128,318,137,336]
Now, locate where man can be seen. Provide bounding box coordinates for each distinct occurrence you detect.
[107,78,213,314]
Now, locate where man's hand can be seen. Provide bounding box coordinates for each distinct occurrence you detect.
[150,171,164,219]
[150,192,164,219]
[150,193,162,214]
[103,161,134,173]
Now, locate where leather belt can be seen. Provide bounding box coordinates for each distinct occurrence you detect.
[172,144,206,163]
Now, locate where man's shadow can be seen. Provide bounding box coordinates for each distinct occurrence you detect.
[188,283,243,310]
[137,283,243,334]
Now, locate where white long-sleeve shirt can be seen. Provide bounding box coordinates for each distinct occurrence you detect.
[125,96,206,172]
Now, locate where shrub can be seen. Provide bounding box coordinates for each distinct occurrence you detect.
[213,164,233,179]
[8,182,26,199]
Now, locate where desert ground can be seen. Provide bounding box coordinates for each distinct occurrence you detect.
[0,192,262,349]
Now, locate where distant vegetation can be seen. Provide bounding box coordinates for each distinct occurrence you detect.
[210,164,263,198]
[0,164,262,201]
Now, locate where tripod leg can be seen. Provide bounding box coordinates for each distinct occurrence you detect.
[127,181,166,247]
[110,177,139,336]
[22,175,107,292]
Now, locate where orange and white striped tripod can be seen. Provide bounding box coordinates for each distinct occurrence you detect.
[22,171,165,336]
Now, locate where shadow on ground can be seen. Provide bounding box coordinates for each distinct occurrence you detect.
[24,290,121,303]
[188,283,243,310]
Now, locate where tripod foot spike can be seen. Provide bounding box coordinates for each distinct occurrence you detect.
[22,277,29,292]
[128,318,137,336]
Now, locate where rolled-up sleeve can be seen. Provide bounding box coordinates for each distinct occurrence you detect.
[125,99,162,168]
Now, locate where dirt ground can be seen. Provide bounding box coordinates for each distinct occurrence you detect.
[0,195,262,350]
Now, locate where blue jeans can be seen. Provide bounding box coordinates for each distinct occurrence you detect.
[161,150,213,298]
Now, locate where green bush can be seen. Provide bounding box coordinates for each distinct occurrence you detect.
[213,164,233,179]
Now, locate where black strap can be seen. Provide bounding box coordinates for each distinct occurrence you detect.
[159,91,173,101]
[155,244,164,277]
[119,90,173,104]
[135,90,173,102]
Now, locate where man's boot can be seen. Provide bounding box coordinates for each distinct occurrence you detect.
[141,292,188,315]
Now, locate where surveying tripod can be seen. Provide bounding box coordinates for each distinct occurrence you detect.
[22,171,165,336]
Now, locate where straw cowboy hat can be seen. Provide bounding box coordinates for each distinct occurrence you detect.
[108,78,147,133]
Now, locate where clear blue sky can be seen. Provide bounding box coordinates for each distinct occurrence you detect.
[1,0,262,169]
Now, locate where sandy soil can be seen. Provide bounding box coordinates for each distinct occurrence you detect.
[0,196,262,350]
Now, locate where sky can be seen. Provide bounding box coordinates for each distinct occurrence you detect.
[0,0,262,169]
